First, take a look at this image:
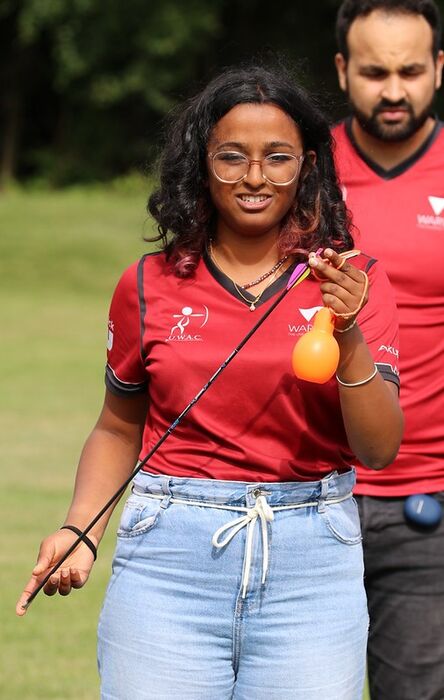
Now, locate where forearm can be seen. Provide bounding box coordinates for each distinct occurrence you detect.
[336,325,404,469]
[63,428,141,544]
[63,390,147,544]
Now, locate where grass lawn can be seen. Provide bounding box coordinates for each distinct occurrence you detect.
[0,184,370,699]
[1,183,149,699]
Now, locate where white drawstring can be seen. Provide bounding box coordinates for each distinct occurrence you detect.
[132,486,352,598]
[211,495,274,598]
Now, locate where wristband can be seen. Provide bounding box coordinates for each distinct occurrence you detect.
[60,525,97,560]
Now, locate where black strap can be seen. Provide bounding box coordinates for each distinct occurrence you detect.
[60,525,97,560]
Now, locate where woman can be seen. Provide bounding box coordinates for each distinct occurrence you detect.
[17,64,403,699]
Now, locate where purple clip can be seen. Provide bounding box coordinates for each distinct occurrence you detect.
[286,263,307,290]
[286,247,323,290]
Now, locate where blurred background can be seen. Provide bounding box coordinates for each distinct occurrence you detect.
[2,0,444,186]
[1,1,443,698]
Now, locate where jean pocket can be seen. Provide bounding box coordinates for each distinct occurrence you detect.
[320,497,362,545]
[117,494,164,538]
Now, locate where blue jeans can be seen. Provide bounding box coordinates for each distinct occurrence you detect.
[98,469,368,699]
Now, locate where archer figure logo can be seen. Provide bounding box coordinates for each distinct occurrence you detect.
[166,305,209,341]
[417,196,444,229]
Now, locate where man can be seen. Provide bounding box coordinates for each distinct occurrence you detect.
[333,2,444,699]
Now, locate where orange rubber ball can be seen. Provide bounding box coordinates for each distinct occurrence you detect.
[292,307,340,384]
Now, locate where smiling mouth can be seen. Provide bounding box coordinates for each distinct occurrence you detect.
[239,194,270,203]
[235,194,273,211]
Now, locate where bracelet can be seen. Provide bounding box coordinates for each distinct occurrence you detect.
[336,365,378,388]
[60,525,97,560]
[334,317,358,334]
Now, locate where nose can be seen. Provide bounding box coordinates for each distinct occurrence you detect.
[381,75,407,103]
[244,160,266,188]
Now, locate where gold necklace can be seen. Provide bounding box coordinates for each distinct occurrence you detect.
[209,243,285,311]
[233,273,280,311]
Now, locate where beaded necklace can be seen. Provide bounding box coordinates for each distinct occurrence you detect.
[241,255,289,289]
[209,243,290,311]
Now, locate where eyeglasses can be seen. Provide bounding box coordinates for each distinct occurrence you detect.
[208,151,305,186]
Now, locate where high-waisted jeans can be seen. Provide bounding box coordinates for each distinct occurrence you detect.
[98,469,368,699]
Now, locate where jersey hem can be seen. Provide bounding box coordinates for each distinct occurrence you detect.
[354,481,444,497]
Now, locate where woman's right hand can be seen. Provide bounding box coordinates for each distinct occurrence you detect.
[16,529,97,616]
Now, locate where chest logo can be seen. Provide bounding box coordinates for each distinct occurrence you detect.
[428,196,444,216]
[288,306,323,336]
[417,196,444,229]
[166,305,209,342]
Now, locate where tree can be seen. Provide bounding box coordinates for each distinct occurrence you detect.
[1,0,224,183]
[2,0,444,184]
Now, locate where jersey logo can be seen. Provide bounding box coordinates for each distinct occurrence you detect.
[417,196,444,229]
[288,306,323,336]
[166,305,209,342]
[428,196,444,216]
[378,344,399,358]
[299,306,322,322]
[107,320,114,351]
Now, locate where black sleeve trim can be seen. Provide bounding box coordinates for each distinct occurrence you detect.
[137,256,148,362]
[105,364,148,397]
[376,362,400,390]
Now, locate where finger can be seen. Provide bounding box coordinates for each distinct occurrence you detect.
[71,568,88,590]
[16,575,40,616]
[43,575,61,597]
[320,284,357,316]
[32,554,53,577]
[57,569,73,596]
[322,250,364,283]
[16,595,30,616]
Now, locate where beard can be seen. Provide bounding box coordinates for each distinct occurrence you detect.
[348,95,434,142]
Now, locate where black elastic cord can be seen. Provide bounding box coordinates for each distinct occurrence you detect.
[60,525,97,560]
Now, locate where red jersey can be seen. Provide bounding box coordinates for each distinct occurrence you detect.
[106,250,399,482]
[333,119,444,496]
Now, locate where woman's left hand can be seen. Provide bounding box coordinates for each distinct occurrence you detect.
[308,248,368,331]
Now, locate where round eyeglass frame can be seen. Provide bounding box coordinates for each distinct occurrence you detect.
[208,151,305,186]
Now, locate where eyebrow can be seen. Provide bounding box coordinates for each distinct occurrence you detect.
[359,62,426,73]
[214,140,296,150]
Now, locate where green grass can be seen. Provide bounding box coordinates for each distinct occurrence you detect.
[0,185,370,699]
[1,184,150,699]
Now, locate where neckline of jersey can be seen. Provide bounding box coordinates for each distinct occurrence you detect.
[344,116,442,181]
[203,247,300,309]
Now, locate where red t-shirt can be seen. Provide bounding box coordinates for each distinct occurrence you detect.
[106,250,399,482]
[333,119,444,496]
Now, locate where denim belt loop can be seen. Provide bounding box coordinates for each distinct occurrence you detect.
[160,476,172,509]
[317,477,330,514]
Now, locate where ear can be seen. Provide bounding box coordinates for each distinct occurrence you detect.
[335,53,348,92]
[435,50,444,90]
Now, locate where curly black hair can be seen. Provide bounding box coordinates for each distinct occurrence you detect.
[148,63,354,277]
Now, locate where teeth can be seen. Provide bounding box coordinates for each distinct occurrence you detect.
[241,195,268,203]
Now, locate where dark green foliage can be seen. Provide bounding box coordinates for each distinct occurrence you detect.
[1,0,443,184]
